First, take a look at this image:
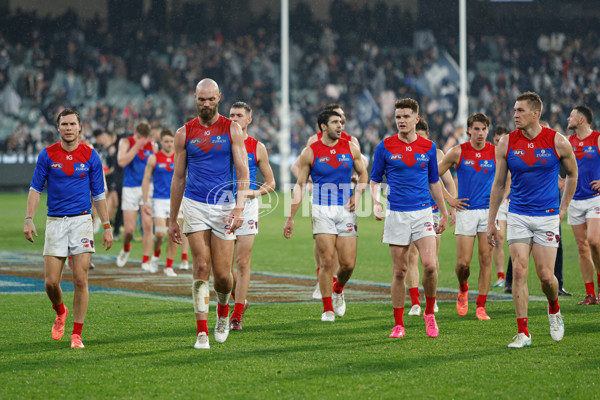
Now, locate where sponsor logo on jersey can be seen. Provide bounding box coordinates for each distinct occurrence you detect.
[50,163,63,169]
[584,146,596,153]
[534,149,552,158]
[390,154,402,160]
[81,238,89,244]
[415,153,429,162]
[479,160,492,168]
[545,208,555,213]
[336,154,350,162]
[210,136,228,144]
[75,163,89,171]
[318,157,330,163]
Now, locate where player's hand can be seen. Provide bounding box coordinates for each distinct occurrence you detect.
[590,179,600,192]
[373,203,384,221]
[559,208,567,224]
[345,194,357,211]
[168,220,183,245]
[436,212,448,234]
[228,207,244,232]
[448,208,456,226]
[133,137,149,150]
[102,229,113,250]
[142,204,152,216]
[487,222,498,247]
[283,218,294,239]
[24,219,37,243]
[448,197,469,211]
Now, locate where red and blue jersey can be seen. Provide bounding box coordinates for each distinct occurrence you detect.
[506,127,560,216]
[569,130,600,200]
[184,115,235,205]
[233,136,259,196]
[123,136,155,187]
[456,142,496,210]
[30,142,105,216]
[152,151,174,200]
[310,139,354,206]
[371,134,439,212]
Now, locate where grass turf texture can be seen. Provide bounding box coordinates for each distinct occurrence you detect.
[2,191,600,398]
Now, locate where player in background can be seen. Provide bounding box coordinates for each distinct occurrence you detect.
[438,113,496,320]
[405,119,457,316]
[488,91,577,348]
[566,105,600,305]
[228,101,276,330]
[284,109,368,322]
[168,79,249,349]
[370,99,448,339]
[116,121,158,271]
[141,129,189,276]
[24,108,113,349]
[491,126,510,288]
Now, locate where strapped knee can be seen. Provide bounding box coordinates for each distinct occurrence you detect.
[192,280,210,313]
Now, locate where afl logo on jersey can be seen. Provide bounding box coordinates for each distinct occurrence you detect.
[513,150,525,156]
[50,163,63,169]
[390,154,402,160]
[465,160,475,166]
[319,157,330,163]
[190,138,201,144]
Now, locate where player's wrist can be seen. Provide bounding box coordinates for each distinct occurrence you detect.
[102,221,112,232]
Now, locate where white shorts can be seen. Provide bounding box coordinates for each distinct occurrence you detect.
[311,204,358,237]
[153,198,171,219]
[43,215,95,257]
[567,196,600,226]
[432,212,441,237]
[455,209,489,236]
[383,208,435,246]
[507,212,560,248]
[496,199,509,222]
[122,186,142,211]
[235,198,259,236]
[181,197,236,240]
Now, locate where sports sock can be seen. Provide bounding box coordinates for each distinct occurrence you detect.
[197,320,208,335]
[548,298,560,314]
[476,294,487,308]
[124,243,131,252]
[231,302,245,320]
[393,307,404,326]
[72,322,83,336]
[217,303,230,318]
[498,272,505,280]
[181,253,188,261]
[142,255,150,263]
[322,297,334,313]
[425,296,436,315]
[585,282,596,296]
[153,249,161,257]
[231,291,236,301]
[166,258,174,268]
[52,302,66,315]
[408,287,421,306]
[459,282,469,292]
[517,318,529,337]
[332,280,344,294]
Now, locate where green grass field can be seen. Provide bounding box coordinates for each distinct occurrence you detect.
[1,192,599,399]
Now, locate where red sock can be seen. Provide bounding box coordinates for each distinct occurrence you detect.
[548,298,560,314]
[332,280,344,294]
[585,282,596,296]
[124,243,131,252]
[231,291,236,301]
[68,256,72,261]
[154,249,161,257]
[517,318,529,336]
[197,320,208,335]
[166,258,174,268]
[498,272,505,280]
[217,303,230,318]
[316,267,320,279]
[181,253,188,261]
[72,322,83,336]
[425,296,436,315]
[476,294,487,308]
[597,273,600,293]
[231,302,245,320]
[459,282,469,292]
[408,287,421,306]
[322,297,334,313]
[52,302,66,315]
[393,307,404,326]
[142,255,150,263]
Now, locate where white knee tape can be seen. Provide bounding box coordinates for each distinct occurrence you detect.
[192,280,210,313]
[155,226,168,235]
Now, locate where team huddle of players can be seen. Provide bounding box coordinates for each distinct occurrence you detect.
[26,79,600,350]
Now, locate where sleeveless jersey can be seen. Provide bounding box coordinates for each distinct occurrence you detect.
[123,137,155,187]
[569,130,600,200]
[233,136,259,195]
[153,151,174,199]
[316,130,353,142]
[506,127,560,216]
[310,139,354,206]
[371,134,439,212]
[30,142,105,216]
[456,141,496,210]
[184,115,235,205]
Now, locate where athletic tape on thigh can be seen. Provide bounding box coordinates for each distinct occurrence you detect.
[192,280,210,313]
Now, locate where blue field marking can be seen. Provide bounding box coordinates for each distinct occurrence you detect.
[0,274,126,294]
[0,250,116,265]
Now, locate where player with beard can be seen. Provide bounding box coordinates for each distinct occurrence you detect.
[168,79,249,349]
[24,108,113,349]
[284,109,368,322]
